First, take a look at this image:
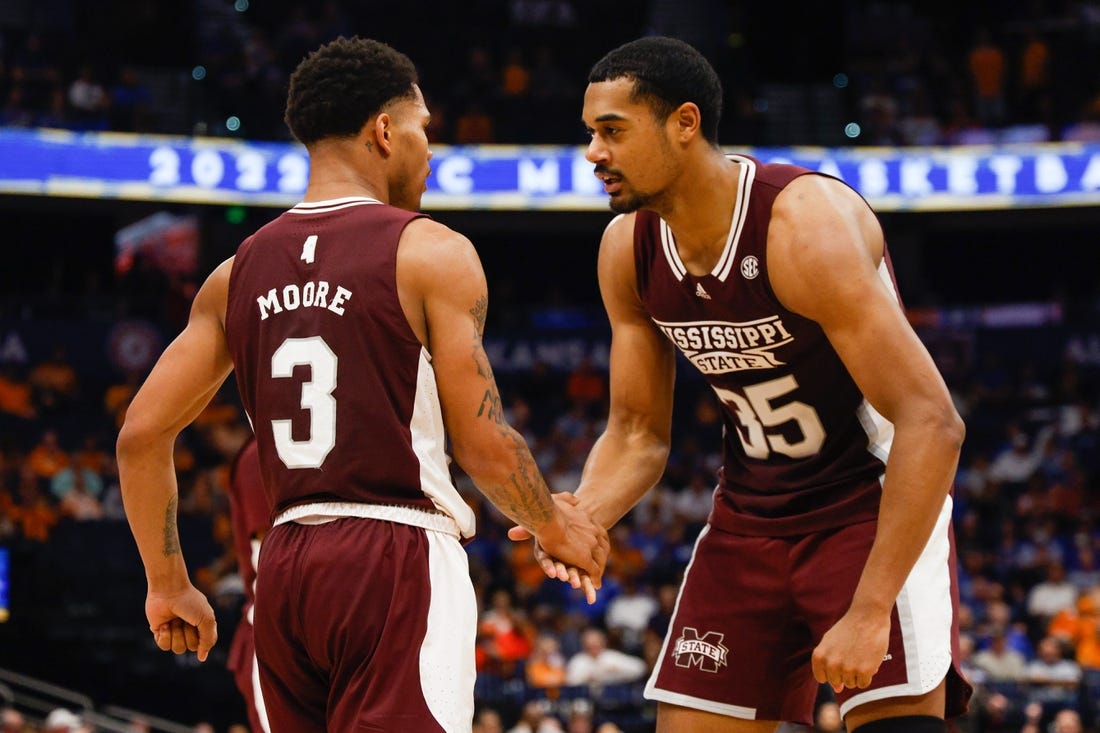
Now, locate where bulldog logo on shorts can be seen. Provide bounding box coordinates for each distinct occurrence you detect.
[671,627,728,673]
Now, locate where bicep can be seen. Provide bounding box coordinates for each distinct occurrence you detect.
[417,235,504,446]
[770,179,950,421]
[598,218,675,442]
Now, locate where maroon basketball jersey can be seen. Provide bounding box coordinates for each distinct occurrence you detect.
[225,197,474,536]
[635,156,896,536]
[228,436,269,609]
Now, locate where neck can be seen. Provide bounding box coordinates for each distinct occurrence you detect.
[653,149,740,273]
[302,139,387,203]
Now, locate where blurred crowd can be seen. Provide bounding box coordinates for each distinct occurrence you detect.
[2,1,1100,145]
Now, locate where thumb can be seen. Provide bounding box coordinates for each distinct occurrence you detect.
[196,615,218,662]
[507,525,532,542]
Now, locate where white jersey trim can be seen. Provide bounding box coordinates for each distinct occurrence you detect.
[288,196,383,214]
[272,501,461,537]
[715,155,756,281]
[410,349,477,537]
[658,156,756,283]
[839,495,955,717]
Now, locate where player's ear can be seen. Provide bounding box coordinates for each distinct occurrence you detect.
[672,102,702,143]
[364,114,392,155]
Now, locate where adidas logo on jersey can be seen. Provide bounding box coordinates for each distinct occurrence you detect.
[695,283,711,300]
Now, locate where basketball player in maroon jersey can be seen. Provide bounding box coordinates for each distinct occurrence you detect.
[117,37,608,732]
[225,436,270,733]
[515,37,970,733]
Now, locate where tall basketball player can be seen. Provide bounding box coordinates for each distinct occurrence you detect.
[515,36,971,733]
[117,36,608,732]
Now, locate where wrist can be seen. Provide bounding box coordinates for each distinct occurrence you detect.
[145,558,191,594]
[531,509,566,547]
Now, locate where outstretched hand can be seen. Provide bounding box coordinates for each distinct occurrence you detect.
[145,584,218,662]
[508,493,606,605]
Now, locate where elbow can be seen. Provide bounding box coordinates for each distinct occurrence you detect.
[942,406,966,454]
[116,411,163,464]
[916,402,964,458]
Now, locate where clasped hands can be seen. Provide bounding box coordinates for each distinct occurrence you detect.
[508,492,607,604]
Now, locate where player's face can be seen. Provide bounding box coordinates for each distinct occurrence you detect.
[387,84,433,211]
[583,78,678,214]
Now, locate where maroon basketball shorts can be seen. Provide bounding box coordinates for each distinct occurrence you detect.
[645,496,970,724]
[253,517,477,732]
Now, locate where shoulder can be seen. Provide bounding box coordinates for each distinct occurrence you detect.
[200,256,234,323]
[597,213,637,267]
[770,174,875,241]
[766,175,885,320]
[397,218,486,296]
[399,218,481,272]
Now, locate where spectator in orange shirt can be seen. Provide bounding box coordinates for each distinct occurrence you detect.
[27,430,69,480]
[526,633,568,691]
[477,588,535,675]
[1017,32,1050,123]
[9,465,59,542]
[968,28,1005,126]
[0,364,37,426]
[29,346,79,414]
[1048,588,1100,670]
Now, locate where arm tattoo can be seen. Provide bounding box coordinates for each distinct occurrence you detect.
[466,294,553,527]
[162,495,181,557]
[476,431,554,528]
[470,295,488,333]
[478,388,506,425]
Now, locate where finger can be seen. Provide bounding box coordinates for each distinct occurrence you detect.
[554,561,569,583]
[154,623,172,652]
[184,622,200,652]
[196,615,218,663]
[554,492,580,506]
[581,575,597,605]
[811,652,827,684]
[507,526,532,541]
[170,619,187,654]
[567,567,581,589]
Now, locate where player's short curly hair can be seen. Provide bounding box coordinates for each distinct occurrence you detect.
[589,36,723,144]
[284,36,419,145]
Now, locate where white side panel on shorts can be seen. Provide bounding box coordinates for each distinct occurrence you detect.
[420,531,478,732]
[839,495,955,717]
[644,526,760,720]
[251,650,272,733]
[411,350,477,538]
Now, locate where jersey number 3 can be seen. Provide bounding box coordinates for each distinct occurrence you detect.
[713,375,825,459]
[270,336,337,469]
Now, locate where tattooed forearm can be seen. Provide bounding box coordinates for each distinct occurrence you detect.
[473,340,494,381]
[475,429,555,529]
[477,388,507,424]
[162,495,180,557]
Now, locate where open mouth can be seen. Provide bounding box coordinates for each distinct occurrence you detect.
[595,170,623,194]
